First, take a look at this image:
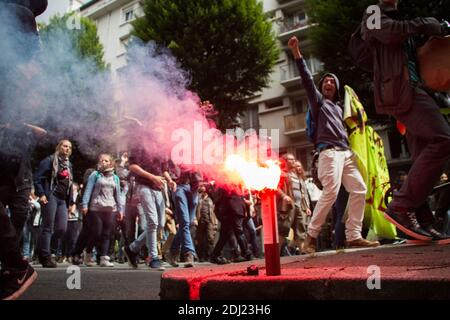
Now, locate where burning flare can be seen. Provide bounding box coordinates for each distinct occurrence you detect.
[224,154,281,191]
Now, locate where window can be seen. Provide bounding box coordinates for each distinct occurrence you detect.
[117,36,130,57]
[293,11,306,24]
[293,98,305,114]
[305,57,324,75]
[296,147,313,172]
[122,7,135,23]
[241,106,259,130]
[266,99,284,109]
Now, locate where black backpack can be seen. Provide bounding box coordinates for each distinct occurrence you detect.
[348,23,373,72]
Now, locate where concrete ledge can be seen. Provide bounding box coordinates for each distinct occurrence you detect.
[160,244,450,300]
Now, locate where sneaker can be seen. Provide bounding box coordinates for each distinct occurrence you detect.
[0,265,38,300]
[346,238,380,248]
[84,253,95,267]
[123,246,138,269]
[302,234,317,254]
[149,258,164,270]
[183,252,195,268]
[99,256,114,267]
[210,256,230,265]
[39,256,57,268]
[166,250,180,267]
[424,226,450,245]
[71,254,82,265]
[232,256,246,263]
[384,207,432,241]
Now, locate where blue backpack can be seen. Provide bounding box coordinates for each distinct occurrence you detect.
[306,106,323,190]
[305,105,317,144]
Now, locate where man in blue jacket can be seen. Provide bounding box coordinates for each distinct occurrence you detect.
[288,36,380,253]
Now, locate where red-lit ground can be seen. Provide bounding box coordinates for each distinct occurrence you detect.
[161,243,450,300]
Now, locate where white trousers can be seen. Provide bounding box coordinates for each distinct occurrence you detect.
[307,149,367,242]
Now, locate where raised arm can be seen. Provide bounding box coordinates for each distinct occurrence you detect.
[288,36,322,111]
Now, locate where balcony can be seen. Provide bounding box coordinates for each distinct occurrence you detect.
[280,58,323,88]
[284,113,306,137]
[280,63,301,88]
[277,18,314,42]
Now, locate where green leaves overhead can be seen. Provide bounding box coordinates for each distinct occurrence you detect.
[132,0,279,129]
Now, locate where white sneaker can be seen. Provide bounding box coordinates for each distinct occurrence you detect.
[100,256,114,267]
[84,252,95,267]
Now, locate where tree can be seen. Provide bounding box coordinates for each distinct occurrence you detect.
[132,0,279,130]
[39,13,106,71]
[304,0,449,120]
[35,14,109,182]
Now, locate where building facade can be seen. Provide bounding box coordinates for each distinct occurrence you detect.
[37,0,85,24]
[80,0,142,72]
[242,0,322,170]
[78,0,411,174]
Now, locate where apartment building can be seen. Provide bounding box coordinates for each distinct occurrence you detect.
[242,0,411,172]
[80,0,142,72]
[241,0,322,170]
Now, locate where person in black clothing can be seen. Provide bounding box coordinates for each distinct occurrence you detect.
[0,0,48,300]
[210,184,253,264]
[361,0,450,242]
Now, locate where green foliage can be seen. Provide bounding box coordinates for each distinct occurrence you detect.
[36,14,109,181]
[39,13,106,71]
[304,0,449,119]
[132,0,279,129]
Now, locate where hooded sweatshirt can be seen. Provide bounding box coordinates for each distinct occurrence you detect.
[295,58,349,150]
[81,168,123,214]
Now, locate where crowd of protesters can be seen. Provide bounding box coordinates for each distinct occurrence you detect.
[13,140,450,273]
[2,0,450,300]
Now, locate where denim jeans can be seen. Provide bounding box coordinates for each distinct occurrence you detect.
[71,217,89,256]
[244,217,260,257]
[38,193,68,258]
[124,203,139,245]
[63,221,81,257]
[129,185,165,260]
[22,220,33,258]
[170,184,198,255]
[333,186,349,248]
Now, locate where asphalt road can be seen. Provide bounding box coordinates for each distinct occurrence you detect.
[20,262,165,300]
